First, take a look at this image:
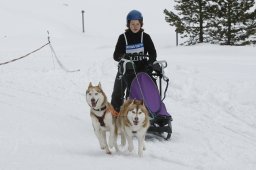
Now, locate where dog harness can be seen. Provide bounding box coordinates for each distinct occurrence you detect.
[95,111,107,127]
[93,106,107,127]
[92,105,119,127]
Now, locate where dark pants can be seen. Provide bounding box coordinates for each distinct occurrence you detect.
[111,71,136,112]
[111,61,152,112]
[111,72,126,112]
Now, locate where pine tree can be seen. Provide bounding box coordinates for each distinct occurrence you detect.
[246,8,256,44]
[164,0,214,45]
[211,0,256,45]
[164,0,256,45]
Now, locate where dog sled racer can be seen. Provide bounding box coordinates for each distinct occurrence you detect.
[111,10,157,112]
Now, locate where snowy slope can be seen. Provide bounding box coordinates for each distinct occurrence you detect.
[1,0,256,170]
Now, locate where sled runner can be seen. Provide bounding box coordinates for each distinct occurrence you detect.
[118,54,173,140]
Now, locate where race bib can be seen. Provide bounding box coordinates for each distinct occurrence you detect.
[126,43,144,55]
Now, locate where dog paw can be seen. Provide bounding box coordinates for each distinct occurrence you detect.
[128,146,134,152]
[138,151,143,157]
[101,145,106,150]
[108,142,114,149]
[106,150,112,154]
[115,147,120,153]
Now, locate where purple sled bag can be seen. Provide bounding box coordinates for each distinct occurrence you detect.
[129,72,170,117]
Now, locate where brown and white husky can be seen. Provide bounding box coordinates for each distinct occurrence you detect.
[86,82,119,154]
[116,99,150,157]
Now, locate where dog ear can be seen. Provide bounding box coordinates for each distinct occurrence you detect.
[129,99,135,106]
[132,99,135,104]
[141,100,145,106]
[98,82,102,89]
[88,82,93,88]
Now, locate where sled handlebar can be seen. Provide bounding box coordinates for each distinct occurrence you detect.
[152,60,169,80]
[153,60,167,69]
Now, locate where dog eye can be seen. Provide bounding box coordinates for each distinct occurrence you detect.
[132,111,135,114]
[95,93,98,95]
[138,112,142,114]
[88,93,92,96]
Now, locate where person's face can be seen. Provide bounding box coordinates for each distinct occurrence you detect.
[129,20,141,33]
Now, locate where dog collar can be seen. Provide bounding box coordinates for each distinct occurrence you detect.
[93,105,107,112]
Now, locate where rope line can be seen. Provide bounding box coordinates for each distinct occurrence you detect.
[48,43,80,73]
[0,33,80,73]
[0,42,50,66]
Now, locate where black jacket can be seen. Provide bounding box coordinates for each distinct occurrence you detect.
[113,29,157,65]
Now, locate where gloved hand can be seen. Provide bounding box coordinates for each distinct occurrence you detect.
[152,63,162,73]
[117,54,126,61]
[117,54,131,60]
[118,60,124,74]
[123,53,133,60]
[145,63,153,73]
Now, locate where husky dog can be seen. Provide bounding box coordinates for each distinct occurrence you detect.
[116,99,150,157]
[86,82,118,154]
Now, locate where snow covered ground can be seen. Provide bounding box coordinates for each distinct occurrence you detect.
[1,0,256,170]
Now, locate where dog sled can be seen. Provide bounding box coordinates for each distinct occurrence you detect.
[118,54,173,140]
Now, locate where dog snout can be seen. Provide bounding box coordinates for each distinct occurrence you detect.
[91,98,95,102]
[134,116,138,121]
